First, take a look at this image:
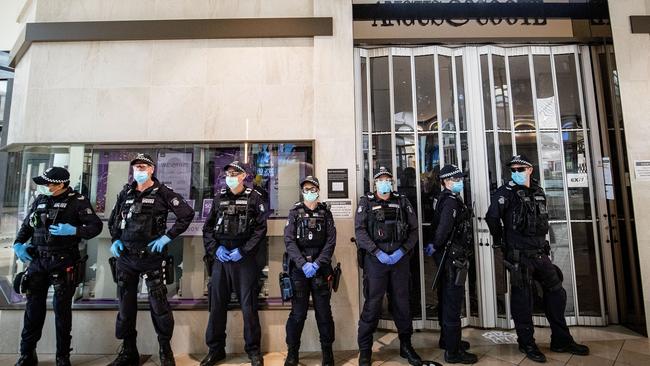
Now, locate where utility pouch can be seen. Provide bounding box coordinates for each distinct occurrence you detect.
[453,259,469,287]
[162,255,175,285]
[279,272,293,302]
[109,256,118,284]
[504,259,523,288]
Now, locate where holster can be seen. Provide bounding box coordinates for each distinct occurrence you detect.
[452,259,469,287]
[162,255,175,285]
[357,248,366,270]
[109,256,118,284]
[73,255,88,286]
[503,259,524,288]
[279,252,293,302]
[331,262,342,292]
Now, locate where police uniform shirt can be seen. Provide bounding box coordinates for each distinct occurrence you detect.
[354,192,418,254]
[485,180,548,250]
[108,178,195,244]
[431,189,466,250]
[202,185,268,256]
[284,202,336,269]
[15,187,103,247]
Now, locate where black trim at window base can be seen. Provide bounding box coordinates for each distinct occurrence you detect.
[353,1,610,21]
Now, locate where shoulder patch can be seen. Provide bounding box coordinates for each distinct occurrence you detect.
[498,196,505,205]
[86,208,93,214]
[77,196,85,200]
[357,206,363,213]
[171,197,180,206]
[259,203,265,212]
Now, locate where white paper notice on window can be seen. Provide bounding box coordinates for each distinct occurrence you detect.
[332,182,345,192]
[536,97,558,129]
[634,160,650,180]
[567,173,589,188]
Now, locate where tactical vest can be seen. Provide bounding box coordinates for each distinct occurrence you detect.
[294,204,328,250]
[29,195,72,247]
[117,187,167,246]
[214,188,254,241]
[366,194,408,253]
[433,192,474,254]
[511,185,550,237]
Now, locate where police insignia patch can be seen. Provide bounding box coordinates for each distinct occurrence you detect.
[498,196,505,204]
[172,198,180,206]
[358,206,363,213]
[259,204,265,212]
[86,208,93,214]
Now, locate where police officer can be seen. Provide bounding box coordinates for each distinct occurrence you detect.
[107,154,195,366]
[201,161,268,366]
[486,155,589,363]
[355,167,422,366]
[283,176,336,366]
[13,167,103,366]
[424,165,477,364]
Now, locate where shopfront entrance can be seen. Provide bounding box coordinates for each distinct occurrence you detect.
[354,45,607,330]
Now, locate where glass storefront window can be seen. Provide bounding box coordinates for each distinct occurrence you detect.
[1,142,313,308]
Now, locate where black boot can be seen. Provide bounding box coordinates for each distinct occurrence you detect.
[284,344,299,366]
[15,350,38,366]
[519,343,547,363]
[249,352,264,366]
[358,349,372,366]
[56,354,72,366]
[400,343,422,366]
[200,348,226,366]
[444,350,478,364]
[322,343,335,366]
[550,341,590,356]
[439,339,471,351]
[159,342,176,366]
[108,340,140,366]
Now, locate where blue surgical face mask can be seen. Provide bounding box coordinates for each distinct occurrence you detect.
[451,181,464,194]
[133,170,150,185]
[511,171,528,186]
[36,185,54,196]
[225,176,240,190]
[375,180,393,195]
[302,191,319,202]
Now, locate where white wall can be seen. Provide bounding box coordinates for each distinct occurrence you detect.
[0,0,23,51]
[608,0,650,332]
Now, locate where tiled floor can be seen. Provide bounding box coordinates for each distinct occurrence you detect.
[1,326,647,365]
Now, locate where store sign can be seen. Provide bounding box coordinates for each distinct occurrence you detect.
[567,173,589,188]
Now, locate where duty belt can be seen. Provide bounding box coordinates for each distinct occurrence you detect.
[510,248,544,260]
[35,245,78,258]
[123,247,161,258]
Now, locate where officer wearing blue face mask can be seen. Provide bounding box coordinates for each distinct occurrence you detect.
[107,153,195,366]
[486,155,589,363]
[354,167,421,366]
[201,160,268,366]
[283,176,337,366]
[424,165,477,364]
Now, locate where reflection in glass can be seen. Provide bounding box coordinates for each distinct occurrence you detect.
[493,55,511,130]
[563,131,591,220]
[361,57,368,132]
[543,223,575,316]
[456,56,467,131]
[498,132,513,181]
[439,56,456,131]
[571,222,602,316]
[363,134,370,193]
[393,56,414,132]
[372,134,393,173]
[534,55,557,129]
[540,132,567,220]
[510,56,535,131]
[371,57,391,132]
[486,132,498,192]
[554,54,583,129]
[442,133,458,167]
[415,55,437,132]
[514,132,540,182]
[419,133,440,222]
[481,54,493,131]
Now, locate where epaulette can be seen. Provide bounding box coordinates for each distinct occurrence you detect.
[220,188,227,195]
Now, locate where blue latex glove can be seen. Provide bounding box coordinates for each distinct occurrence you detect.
[13,243,33,263]
[216,246,231,262]
[311,262,320,273]
[389,249,404,264]
[110,240,124,257]
[229,248,243,262]
[376,250,391,265]
[425,243,436,257]
[49,223,77,236]
[302,262,317,278]
[148,235,172,253]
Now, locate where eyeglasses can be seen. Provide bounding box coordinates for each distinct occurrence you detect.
[376,179,393,184]
[510,167,528,173]
[447,177,463,182]
[225,171,243,177]
[302,187,319,193]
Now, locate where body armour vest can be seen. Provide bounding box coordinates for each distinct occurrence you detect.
[511,185,550,237]
[295,204,328,250]
[117,187,167,246]
[214,187,254,241]
[29,195,72,247]
[366,194,407,253]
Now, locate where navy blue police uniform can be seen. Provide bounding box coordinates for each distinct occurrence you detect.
[15,167,102,366]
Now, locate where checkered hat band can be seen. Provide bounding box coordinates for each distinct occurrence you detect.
[440,169,462,179]
[510,159,532,166]
[133,157,155,165]
[40,175,69,183]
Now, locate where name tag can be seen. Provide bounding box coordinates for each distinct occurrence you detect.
[53,203,67,208]
[235,200,248,205]
[372,206,382,211]
[37,204,47,209]
[125,199,134,204]
[142,198,155,204]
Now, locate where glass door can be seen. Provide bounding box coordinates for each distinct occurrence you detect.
[355,44,607,330]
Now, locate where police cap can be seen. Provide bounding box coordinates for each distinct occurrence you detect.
[32,167,70,186]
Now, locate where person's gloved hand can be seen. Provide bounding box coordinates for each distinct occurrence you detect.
[311,262,320,273]
[216,246,231,262]
[302,262,317,278]
[229,248,243,262]
[376,250,391,265]
[425,243,436,257]
[110,240,124,257]
[48,223,77,236]
[389,249,404,264]
[13,243,33,263]
[147,235,172,253]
